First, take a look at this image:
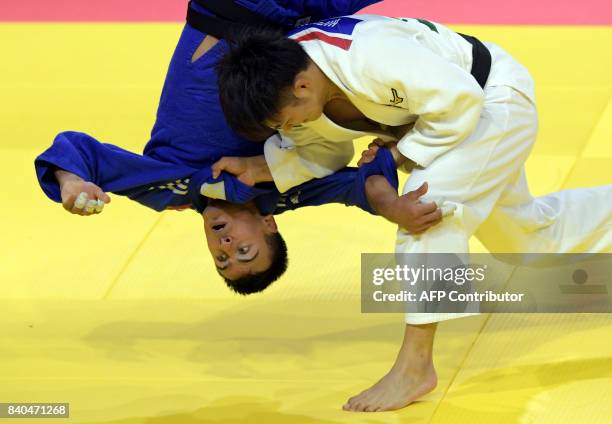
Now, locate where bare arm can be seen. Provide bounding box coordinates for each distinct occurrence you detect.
[365,176,442,235]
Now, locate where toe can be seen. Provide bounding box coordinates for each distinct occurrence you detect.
[355,401,368,412]
[348,396,360,409]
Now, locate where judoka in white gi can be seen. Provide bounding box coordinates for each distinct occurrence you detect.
[216,14,612,412]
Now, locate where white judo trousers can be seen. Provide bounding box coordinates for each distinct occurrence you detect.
[398,43,612,324]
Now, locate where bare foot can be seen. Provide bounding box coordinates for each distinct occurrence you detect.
[342,363,437,412]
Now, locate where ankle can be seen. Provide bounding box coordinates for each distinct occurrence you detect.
[391,357,435,376]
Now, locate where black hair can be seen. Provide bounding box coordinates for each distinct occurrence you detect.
[216,26,310,140]
[220,232,288,295]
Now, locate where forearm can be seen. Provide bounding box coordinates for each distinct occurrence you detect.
[249,155,273,183]
[365,175,400,223]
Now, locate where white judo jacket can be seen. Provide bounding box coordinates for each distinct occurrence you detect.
[264,15,535,192]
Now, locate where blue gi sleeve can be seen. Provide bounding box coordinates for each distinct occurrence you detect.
[235,0,381,26]
[35,131,279,213]
[35,132,198,209]
[275,147,398,215]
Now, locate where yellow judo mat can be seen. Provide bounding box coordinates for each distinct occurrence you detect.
[1,24,611,423]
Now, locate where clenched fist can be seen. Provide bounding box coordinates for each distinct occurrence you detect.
[55,169,111,216]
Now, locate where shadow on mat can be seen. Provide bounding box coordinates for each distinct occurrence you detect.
[81,396,341,424]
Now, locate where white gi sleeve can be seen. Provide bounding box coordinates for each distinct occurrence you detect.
[264,131,354,193]
[353,30,485,167]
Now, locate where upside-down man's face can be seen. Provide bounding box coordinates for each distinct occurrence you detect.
[202,200,277,281]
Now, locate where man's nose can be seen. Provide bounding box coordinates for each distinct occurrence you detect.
[220,236,232,247]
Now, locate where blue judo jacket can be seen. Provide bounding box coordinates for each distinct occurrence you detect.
[34,0,390,215]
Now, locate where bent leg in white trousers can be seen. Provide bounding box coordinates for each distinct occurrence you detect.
[397,82,539,324]
[397,83,612,324]
[476,170,612,254]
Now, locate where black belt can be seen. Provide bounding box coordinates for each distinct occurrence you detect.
[187,0,310,39]
[458,33,491,89]
[186,1,265,39]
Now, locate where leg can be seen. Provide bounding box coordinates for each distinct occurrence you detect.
[343,323,438,412]
[345,81,538,412]
[397,83,539,324]
[477,168,612,253]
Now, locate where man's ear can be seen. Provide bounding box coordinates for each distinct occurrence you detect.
[292,71,312,98]
[262,215,278,233]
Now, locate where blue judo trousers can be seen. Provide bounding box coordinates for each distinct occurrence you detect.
[34,0,395,215]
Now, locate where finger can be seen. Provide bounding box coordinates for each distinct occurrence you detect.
[84,199,97,214]
[62,195,76,211]
[406,182,428,201]
[358,151,374,166]
[70,205,87,216]
[94,199,105,213]
[415,201,438,215]
[358,156,374,166]
[422,209,443,224]
[211,158,227,178]
[94,187,111,204]
[74,192,88,210]
[416,214,443,233]
[414,209,442,227]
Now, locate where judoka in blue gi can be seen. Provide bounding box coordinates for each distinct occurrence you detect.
[34,0,413,294]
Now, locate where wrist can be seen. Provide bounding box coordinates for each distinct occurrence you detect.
[365,175,399,221]
[250,155,273,183]
[54,168,82,188]
[379,196,401,223]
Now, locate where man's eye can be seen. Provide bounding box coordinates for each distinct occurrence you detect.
[238,247,249,254]
[217,254,228,261]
